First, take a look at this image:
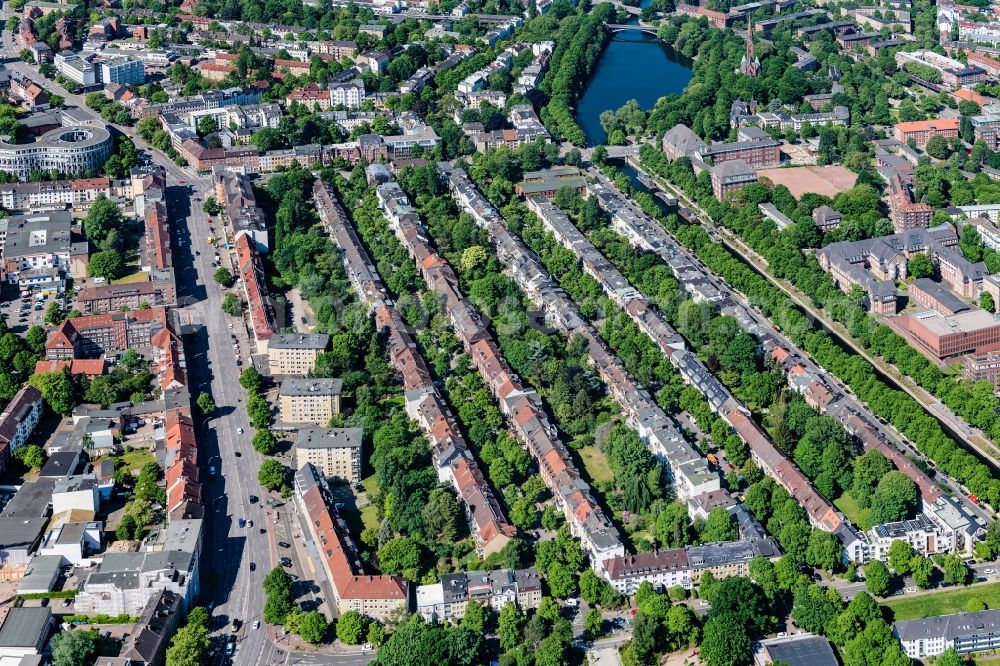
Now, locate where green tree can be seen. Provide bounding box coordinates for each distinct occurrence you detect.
[936,647,965,666]
[13,444,45,470]
[888,540,916,574]
[941,554,972,586]
[214,267,234,286]
[791,584,840,635]
[546,562,577,599]
[88,250,125,281]
[45,300,65,325]
[83,196,123,248]
[907,253,935,279]
[252,429,276,455]
[257,459,288,492]
[461,601,487,633]
[239,367,263,392]
[165,622,210,666]
[700,616,751,666]
[222,292,243,316]
[865,560,891,596]
[297,611,328,645]
[377,536,422,577]
[460,245,488,273]
[51,630,97,666]
[911,555,935,589]
[497,603,524,651]
[925,134,950,159]
[247,395,271,428]
[869,472,919,525]
[806,530,842,572]
[203,197,220,215]
[196,392,216,415]
[702,508,738,542]
[197,114,217,136]
[29,370,76,415]
[583,607,603,639]
[982,291,995,313]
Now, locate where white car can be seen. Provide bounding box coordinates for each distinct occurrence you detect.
[986,569,997,575]
[237,428,244,435]
[253,620,260,630]
[906,587,916,593]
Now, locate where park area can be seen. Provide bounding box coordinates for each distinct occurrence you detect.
[883,583,1000,621]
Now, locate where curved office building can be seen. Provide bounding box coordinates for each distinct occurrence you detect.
[0,126,114,179]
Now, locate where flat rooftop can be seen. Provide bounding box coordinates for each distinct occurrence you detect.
[909,308,1000,336]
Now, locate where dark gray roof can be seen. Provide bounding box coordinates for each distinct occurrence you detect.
[278,378,343,397]
[761,635,838,666]
[268,333,330,350]
[910,278,970,314]
[0,608,51,647]
[295,427,363,450]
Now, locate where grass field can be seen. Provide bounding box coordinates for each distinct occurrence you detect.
[883,583,1000,620]
[834,492,868,529]
[98,448,155,473]
[579,446,614,484]
[112,271,150,286]
[360,504,379,532]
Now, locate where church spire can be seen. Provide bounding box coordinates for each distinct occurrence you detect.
[739,16,761,77]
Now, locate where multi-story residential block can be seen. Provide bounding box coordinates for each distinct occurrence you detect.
[266,333,330,375]
[214,169,268,252]
[686,538,781,582]
[117,589,182,666]
[45,307,171,359]
[76,282,169,314]
[867,514,943,562]
[8,73,49,109]
[0,385,42,469]
[604,549,691,595]
[294,427,361,483]
[295,464,408,620]
[286,80,364,110]
[894,609,1000,658]
[895,50,986,88]
[235,234,277,347]
[278,378,342,425]
[100,56,144,85]
[416,569,541,624]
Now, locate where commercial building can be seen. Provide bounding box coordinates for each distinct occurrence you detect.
[894,609,1000,658]
[55,51,97,86]
[266,333,329,375]
[893,309,1000,361]
[0,125,113,180]
[293,427,362,483]
[416,569,542,623]
[295,464,409,620]
[755,634,838,666]
[0,608,52,664]
[2,210,87,289]
[278,378,342,425]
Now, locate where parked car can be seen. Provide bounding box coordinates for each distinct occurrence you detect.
[278,542,290,548]
[238,518,246,528]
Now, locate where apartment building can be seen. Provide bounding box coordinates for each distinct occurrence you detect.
[867,514,942,562]
[0,177,116,211]
[2,210,85,289]
[604,549,691,595]
[895,50,987,88]
[76,282,167,314]
[416,569,542,624]
[813,205,842,232]
[0,385,42,469]
[278,378,342,425]
[894,609,1000,658]
[295,464,409,620]
[285,80,364,111]
[100,56,144,85]
[55,51,96,86]
[236,234,277,347]
[294,428,361,483]
[687,538,781,582]
[266,333,329,375]
[45,307,170,359]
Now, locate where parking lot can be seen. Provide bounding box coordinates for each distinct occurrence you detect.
[0,288,72,330]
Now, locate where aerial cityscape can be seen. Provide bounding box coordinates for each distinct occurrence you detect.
[3,0,1000,663]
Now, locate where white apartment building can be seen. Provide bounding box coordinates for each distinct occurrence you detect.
[278,377,343,425]
[294,427,362,483]
[100,56,145,85]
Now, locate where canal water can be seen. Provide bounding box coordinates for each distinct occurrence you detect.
[575,18,693,146]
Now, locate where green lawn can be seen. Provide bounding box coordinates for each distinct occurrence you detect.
[834,492,868,529]
[361,474,380,496]
[98,448,154,473]
[884,583,1000,620]
[360,504,379,532]
[578,446,614,485]
[111,271,149,286]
